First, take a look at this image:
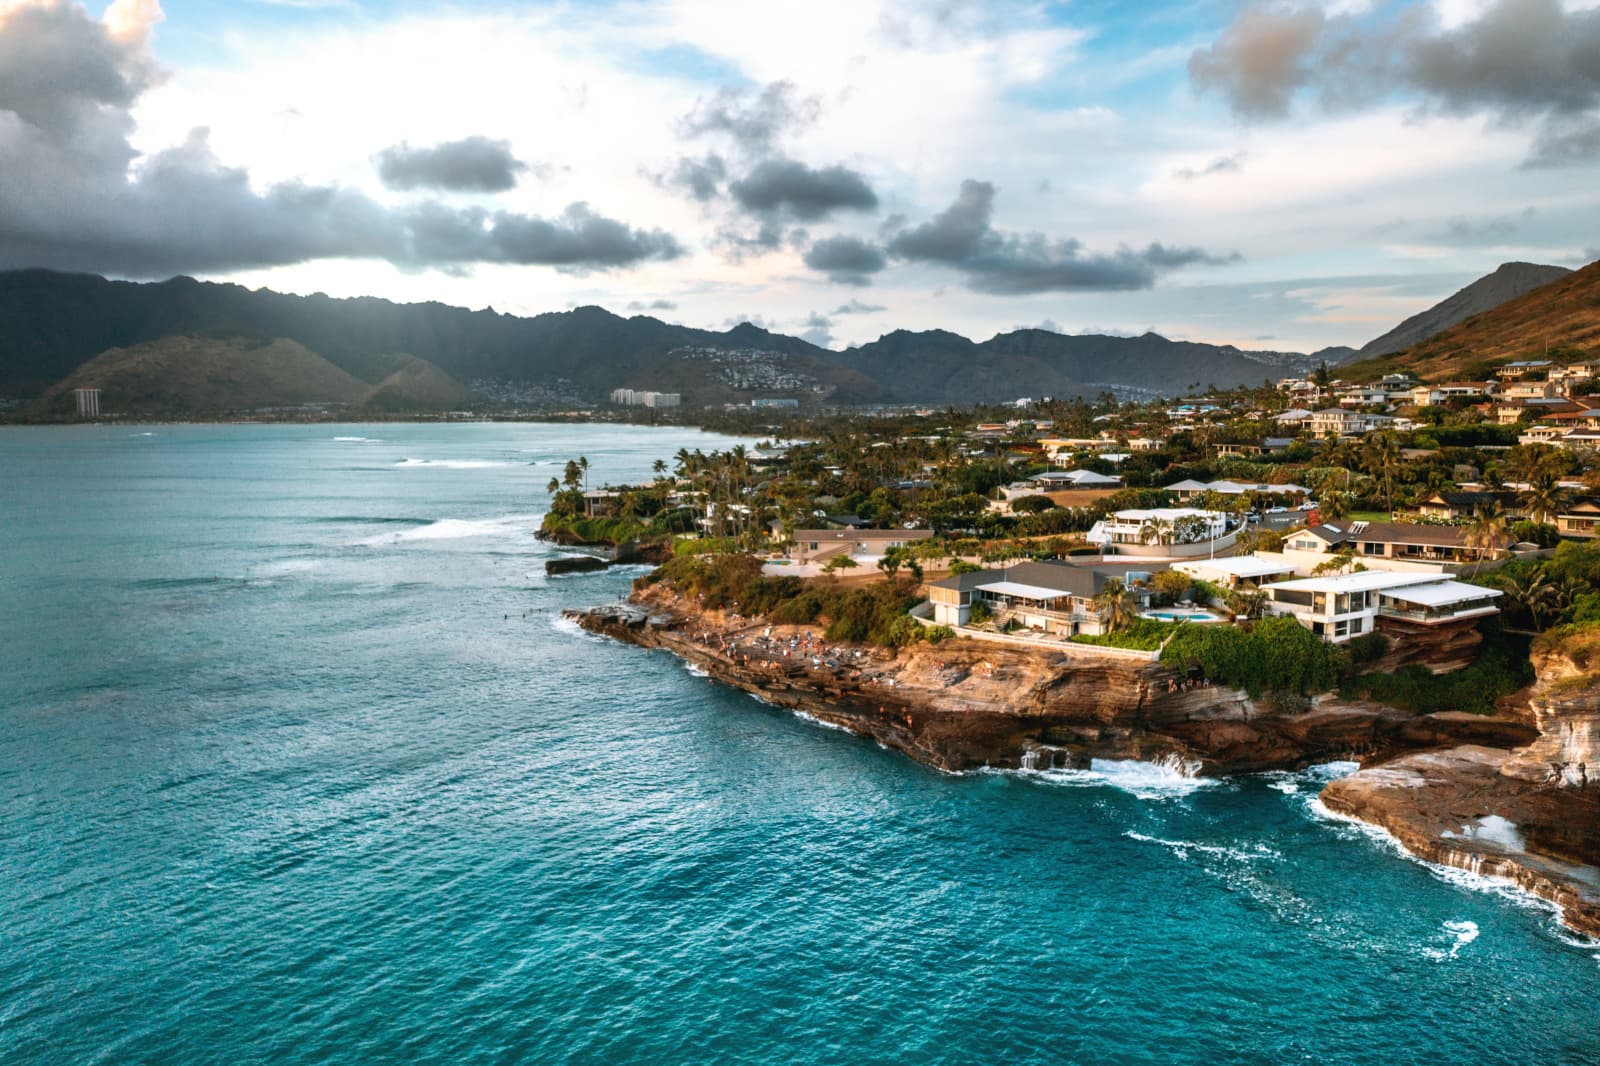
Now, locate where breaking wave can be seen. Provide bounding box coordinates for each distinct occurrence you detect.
[356,514,538,546]
[1017,755,1220,800]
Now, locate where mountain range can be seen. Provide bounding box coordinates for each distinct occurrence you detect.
[1347,257,1600,382]
[1,259,1590,415]
[1353,261,1573,361]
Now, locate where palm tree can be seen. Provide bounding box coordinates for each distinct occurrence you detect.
[546,477,561,497]
[1318,490,1352,522]
[1094,579,1135,632]
[1362,431,1402,516]
[1520,471,1564,528]
[1463,502,1512,576]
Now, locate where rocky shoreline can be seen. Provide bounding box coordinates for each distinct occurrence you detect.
[566,588,1600,937]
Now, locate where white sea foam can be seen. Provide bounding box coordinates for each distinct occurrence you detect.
[357,514,537,546]
[1309,798,1587,938]
[792,709,851,733]
[1124,830,1281,863]
[1021,755,1220,800]
[395,458,513,469]
[332,436,384,442]
[683,662,709,678]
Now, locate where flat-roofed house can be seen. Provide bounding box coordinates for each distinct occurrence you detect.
[1261,570,1501,643]
[1173,555,1298,589]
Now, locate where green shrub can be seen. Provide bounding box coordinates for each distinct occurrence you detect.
[1162,616,1348,696]
[925,624,958,643]
[1348,631,1389,665]
[1071,617,1173,650]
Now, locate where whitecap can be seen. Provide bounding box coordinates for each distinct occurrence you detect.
[683,662,709,678]
[332,436,384,442]
[1018,755,1220,800]
[395,458,513,469]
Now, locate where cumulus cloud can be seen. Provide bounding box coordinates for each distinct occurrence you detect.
[1190,0,1600,128]
[885,180,1237,294]
[728,158,878,221]
[678,80,819,156]
[664,153,727,202]
[797,311,834,347]
[374,136,532,192]
[832,298,886,314]
[803,235,888,286]
[0,0,679,277]
[627,298,678,311]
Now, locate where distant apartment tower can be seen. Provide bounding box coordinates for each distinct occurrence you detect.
[610,388,681,409]
[73,387,101,418]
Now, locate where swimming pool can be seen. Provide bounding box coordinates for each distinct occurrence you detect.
[1143,609,1227,623]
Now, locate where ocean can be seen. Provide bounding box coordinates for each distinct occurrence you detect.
[2,422,1596,1065]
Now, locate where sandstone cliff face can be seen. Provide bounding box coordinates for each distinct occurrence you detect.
[1501,645,1600,788]
[570,595,1532,777]
[1321,644,1600,938]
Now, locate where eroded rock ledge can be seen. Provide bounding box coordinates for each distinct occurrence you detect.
[565,591,1532,776]
[568,589,1600,935]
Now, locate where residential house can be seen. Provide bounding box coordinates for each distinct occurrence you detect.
[926,561,1155,636]
[1414,490,1524,521]
[1282,520,1496,570]
[792,528,935,563]
[1085,508,1235,558]
[1261,570,1501,643]
[1173,556,1298,589]
[1556,500,1600,539]
[1496,360,1553,380]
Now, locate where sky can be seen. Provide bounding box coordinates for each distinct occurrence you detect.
[2,0,1598,354]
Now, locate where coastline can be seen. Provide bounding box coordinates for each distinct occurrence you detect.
[567,583,1600,938]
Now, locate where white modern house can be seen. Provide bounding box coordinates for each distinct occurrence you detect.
[1259,570,1502,643]
[1173,555,1298,589]
[1086,508,1236,558]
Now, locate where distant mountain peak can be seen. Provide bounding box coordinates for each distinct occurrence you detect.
[1354,261,1572,361]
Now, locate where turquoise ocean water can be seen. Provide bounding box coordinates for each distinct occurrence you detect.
[2,423,1597,1065]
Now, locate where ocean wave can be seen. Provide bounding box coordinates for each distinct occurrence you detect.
[1308,798,1589,940]
[356,514,537,546]
[1124,830,1281,863]
[394,458,512,469]
[1017,755,1221,800]
[332,436,384,442]
[792,709,851,733]
[1258,760,1360,796]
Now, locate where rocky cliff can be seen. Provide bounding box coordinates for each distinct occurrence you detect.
[1322,635,1600,937]
[568,586,1532,776]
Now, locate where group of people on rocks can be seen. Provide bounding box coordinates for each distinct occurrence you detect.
[1165,675,1212,693]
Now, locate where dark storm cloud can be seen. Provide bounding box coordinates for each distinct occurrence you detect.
[1523,117,1600,168]
[729,159,878,221]
[885,180,1237,294]
[0,1,680,277]
[678,80,820,156]
[1190,0,1600,125]
[803,235,888,286]
[374,136,532,193]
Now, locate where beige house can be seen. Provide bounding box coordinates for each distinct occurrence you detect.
[792,528,935,564]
